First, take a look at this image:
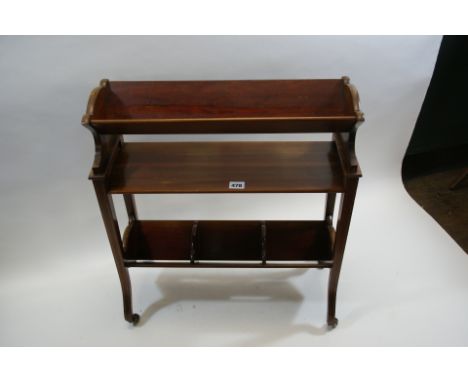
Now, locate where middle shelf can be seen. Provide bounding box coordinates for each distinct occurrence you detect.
[109,141,344,194]
[122,220,335,268]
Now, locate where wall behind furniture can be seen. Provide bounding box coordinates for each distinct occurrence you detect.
[0,36,441,271]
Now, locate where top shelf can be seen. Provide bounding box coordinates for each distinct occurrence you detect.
[83,78,362,134]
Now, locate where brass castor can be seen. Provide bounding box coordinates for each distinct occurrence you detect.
[327,317,338,330]
[132,314,140,325]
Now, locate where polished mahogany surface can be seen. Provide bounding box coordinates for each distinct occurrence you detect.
[83,77,363,327]
[89,80,357,134]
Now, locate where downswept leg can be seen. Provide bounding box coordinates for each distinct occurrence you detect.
[327,177,358,328]
[93,180,139,324]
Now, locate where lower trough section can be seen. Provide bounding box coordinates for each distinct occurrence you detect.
[123,220,334,268]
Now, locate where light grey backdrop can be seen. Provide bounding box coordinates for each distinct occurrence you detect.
[1,36,466,345]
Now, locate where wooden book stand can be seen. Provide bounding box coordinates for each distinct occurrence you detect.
[82,77,363,328]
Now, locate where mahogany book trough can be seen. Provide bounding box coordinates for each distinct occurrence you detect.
[82,77,364,328]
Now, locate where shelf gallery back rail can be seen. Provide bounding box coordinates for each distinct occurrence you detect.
[82,77,363,328]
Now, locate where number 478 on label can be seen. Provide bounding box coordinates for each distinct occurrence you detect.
[229,181,245,190]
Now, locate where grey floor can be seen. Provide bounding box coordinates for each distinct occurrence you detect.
[404,166,468,253]
[1,180,467,346]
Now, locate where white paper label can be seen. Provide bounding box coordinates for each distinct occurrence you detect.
[229,181,245,190]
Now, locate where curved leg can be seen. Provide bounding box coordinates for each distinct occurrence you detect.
[93,180,139,325]
[327,178,358,329]
[120,268,139,325]
[122,196,139,324]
